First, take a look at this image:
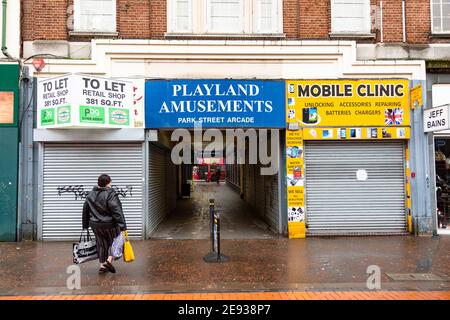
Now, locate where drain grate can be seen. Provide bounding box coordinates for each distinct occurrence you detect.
[386,273,443,281]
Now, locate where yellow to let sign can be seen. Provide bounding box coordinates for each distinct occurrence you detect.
[286,80,410,127]
[410,84,423,109]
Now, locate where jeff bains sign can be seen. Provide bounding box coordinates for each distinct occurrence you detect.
[145,80,286,128]
[424,105,450,133]
[37,74,133,128]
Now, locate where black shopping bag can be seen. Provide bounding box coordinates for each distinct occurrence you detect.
[73,229,98,264]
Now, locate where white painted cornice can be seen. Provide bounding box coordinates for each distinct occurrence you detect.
[26,39,425,80]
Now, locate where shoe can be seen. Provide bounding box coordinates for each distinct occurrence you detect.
[99,267,107,274]
[104,261,116,273]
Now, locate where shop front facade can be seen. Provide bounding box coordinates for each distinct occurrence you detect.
[29,40,428,240]
[424,73,450,235]
[34,133,145,241]
[144,79,286,236]
[34,75,146,240]
[286,80,416,237]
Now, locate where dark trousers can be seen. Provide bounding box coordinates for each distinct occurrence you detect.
[91,225,120,263]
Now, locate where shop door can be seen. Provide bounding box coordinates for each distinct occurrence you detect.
[41,143,144,240]
[304,141,406,235]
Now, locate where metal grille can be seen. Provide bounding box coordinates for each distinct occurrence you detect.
[304,141,407,235]
[42,143,144,241]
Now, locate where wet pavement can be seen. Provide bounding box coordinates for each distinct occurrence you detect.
[151,182,278,239]
[0,235,449,296]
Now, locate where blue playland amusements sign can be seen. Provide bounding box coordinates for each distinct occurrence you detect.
[145,80,286,128]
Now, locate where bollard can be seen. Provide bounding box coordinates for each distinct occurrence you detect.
[203,200,229,263]
[215,210,221,259]
[209,199,215,253]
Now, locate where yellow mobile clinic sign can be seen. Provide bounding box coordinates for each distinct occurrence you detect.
[286,80,410,127]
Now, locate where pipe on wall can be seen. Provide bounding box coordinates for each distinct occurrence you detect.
[1,0,12,58]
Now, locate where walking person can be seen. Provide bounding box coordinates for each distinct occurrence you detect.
[82,174,127,274]
[216,167,221,184]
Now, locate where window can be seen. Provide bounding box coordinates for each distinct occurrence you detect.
[74,0,116,33]
[171,0,193,33]
[207,0,244,33]
[168,0,282,35]
[331,0,371,34]
[432,0,450,33]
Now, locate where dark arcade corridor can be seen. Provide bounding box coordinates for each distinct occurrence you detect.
[150,182,279,240]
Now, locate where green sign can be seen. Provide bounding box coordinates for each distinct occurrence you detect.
[40,108,55,126]
[109,108,130,126]
[79,106,105,124]
[57,105,71,124]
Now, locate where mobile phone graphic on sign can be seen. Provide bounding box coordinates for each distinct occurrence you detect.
[350,128,361,139]
[302,108,318,124]
[397,128,406,138]
[287,174,304,187]
[287,146,303,159]
[288,109,296,119]
[293,166,302,179]
[371,128,378,139]
[322,129,333,139]
[288,207,305,222]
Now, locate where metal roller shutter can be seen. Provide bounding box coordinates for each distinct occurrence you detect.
[264,173,280,233]
[245,164,280,233]
[147,143,169,238]
[42,143,144,241]
[167,157,177,213]
[304,141,406,235]
[255,167,265,217]
[244,165,255,206]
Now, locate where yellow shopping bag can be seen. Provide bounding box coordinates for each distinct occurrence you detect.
[123,231,135,263]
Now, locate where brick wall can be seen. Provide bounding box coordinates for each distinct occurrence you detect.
[405,0,431,44]
[379,0,404,43]
[299,0,330,39]
[22,0,68,41]
[149,0,167,39]
[20,0,446,45]
[283,0,299,39]
[118,1,151,39]
[21,0,33,42]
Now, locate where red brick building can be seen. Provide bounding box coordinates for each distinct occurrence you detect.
[20,1,444,45]
[16,1,447,241]
[20,1,449,73]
